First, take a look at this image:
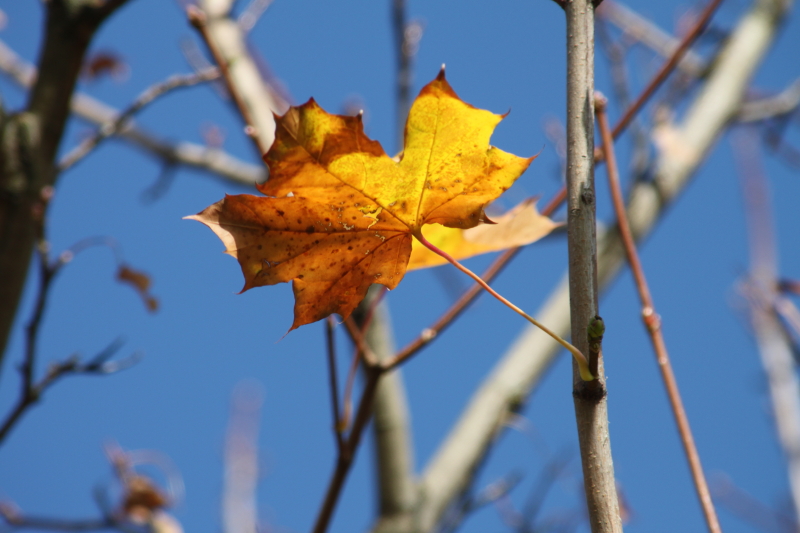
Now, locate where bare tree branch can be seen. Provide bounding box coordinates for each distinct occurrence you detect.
[190,0,289,156]
[0,504,117,532]
[58,67,221,172]
[597,93,721,532]
[0,0,130,380]
[562,1,623,530]
[237,0,276,33]
[325,318,346,452]
[735,125,800,523]
[737,78,800,122]
[602,0,724,149]
[598,0,707,78]
[414,0,793,529]
[0,38,266,186]
[359,289,417,533]
[0,230,143,444]
[0,336,139,444]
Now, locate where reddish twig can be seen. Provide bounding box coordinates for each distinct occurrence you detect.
[311,364,383,533]
[187,6,271,157]
[324,318,345,451]
[337,287,387,429]
[311,307,394,533]
[595,0,725,162]
[342,317,379,367]
[595,93,721,533]
[411,229,592,380]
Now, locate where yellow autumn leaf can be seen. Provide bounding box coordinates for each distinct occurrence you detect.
[408,199,559,270]
[188,69,534,330]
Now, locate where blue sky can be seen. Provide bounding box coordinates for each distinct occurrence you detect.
[1,0,800,532]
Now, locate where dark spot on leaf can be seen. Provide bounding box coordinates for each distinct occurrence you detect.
[277,210,285,216]
[306,225,315,234]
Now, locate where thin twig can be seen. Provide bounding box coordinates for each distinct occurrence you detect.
[0,505,116,532]
[237,0,276,33]
[438,471,523,533]
[311,366,383,533]
[0,38,265,186]
[738,78,800,122]
[0,338,136,444]
[58,68,220,172]
[392,0,423,150]
[187,6,272,157]
[340,343,361,432]
[598,1,706,78]
[340,288,387,428]
[712,474,796,533]
[520,451,574,532]
[342,317,380,368]
[0,230,140,444]
[311,302,397,533]
[595,93,721,533]
[325,318,345,451]
[387,186,567,368]
[596,0,725,161]
[411,229,592,380]
[596,15,652,178]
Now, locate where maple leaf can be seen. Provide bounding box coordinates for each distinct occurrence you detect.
[407,199,559,270]
[188,69,533,330]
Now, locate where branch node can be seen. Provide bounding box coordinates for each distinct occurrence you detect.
[642,306,661,333]
[572,379,607,403]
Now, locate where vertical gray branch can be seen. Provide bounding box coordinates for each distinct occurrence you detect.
[363,294,418,533]
[564,1,623,531]
[351,286,416,532]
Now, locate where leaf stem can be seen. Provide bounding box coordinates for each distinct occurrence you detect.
[412,229,594,381]
[387,187,568,369]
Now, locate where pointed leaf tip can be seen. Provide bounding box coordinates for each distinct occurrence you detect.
[437,64,446,80]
